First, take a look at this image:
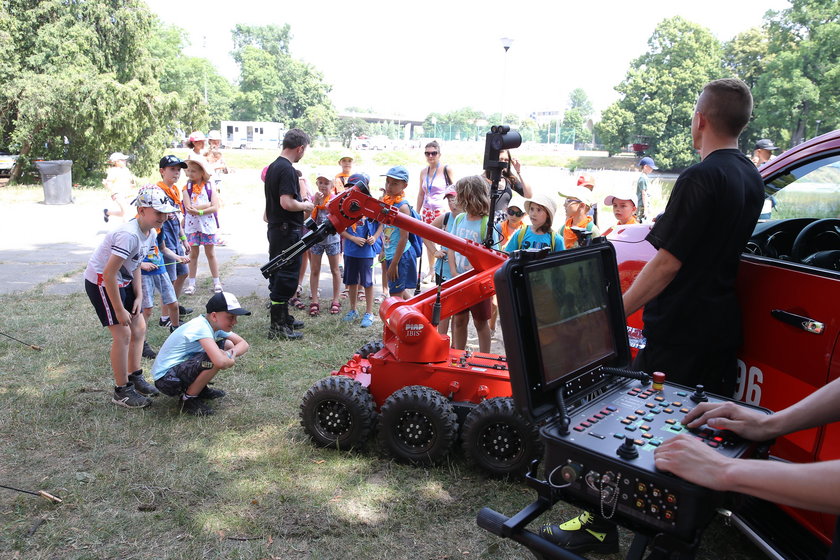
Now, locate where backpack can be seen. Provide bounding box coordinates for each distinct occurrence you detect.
[453,212,489,242]
[394,200,424,258]
[185,181,220,227]
[514,227,557,252]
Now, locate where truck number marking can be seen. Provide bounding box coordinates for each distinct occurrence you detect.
[734,359,763,405]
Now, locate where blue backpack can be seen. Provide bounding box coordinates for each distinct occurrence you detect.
[394,200,424,258]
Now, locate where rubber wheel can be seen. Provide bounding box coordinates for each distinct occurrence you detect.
[357,340,384,359]
[461,397,542,477]
[300,376,377,450]
[378,385,458,465]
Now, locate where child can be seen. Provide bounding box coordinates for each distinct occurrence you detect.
[151,292,250,416]
[155,155,192,319]
[505,191,564,253]
[447,176,499,353]
[340,173,381,328]
[182,158,221,294]
[637,156,657,222]
[602,191,639,237]
[103,152,135,223]
[333,153,354,194]
[381,166,418,300]
[430,186,462,336]
[140,232,188,347]
[84,185,178,408]
[308,175,343,316]
[559,185,601,249]
[499,192,527,247]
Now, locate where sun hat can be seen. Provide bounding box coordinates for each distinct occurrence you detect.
[185,157,212,181]
[109,152,129,162]
[206,292,251,316]
[558,184,596,208]
[207,130,221,141]
[523,191,559,226]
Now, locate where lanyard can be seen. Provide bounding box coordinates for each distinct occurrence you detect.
[425,165,438,193]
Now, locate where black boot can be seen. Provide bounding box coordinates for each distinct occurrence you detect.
[287,312,305,330]
[269,303,303,340]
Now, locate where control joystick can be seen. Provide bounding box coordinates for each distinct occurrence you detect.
[617,436,639,460]
[690,384,708,403]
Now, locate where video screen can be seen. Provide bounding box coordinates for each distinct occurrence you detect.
[526,254,616,385]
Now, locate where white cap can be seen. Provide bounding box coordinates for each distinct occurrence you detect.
[109,152,128,162]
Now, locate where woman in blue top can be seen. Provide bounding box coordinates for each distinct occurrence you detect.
[504,191,564,253]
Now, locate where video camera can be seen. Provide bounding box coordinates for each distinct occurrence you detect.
[482,125,522,248]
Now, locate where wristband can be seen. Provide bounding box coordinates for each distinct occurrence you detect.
[180,235,187,241]
[198,210,204,216]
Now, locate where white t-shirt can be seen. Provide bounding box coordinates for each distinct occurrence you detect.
[151,315,230,380]
[84,219,153,287]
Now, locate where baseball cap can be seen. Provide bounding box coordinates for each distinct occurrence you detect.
[558,185,596,207]
[639,156,658,170]
[316,174,332,183]
[755,139,779,151]
[206,291,251,316]
[508,192,526,212]
[338,153,354,163]
[346,172,370,189]
[523,191,559,226]
[444,186,457,199]
[382,166,409,182]
[604,190,638,207]
[208,130,221,141]
[576,174,596,189]
[188,131,206,142]
[132,185,179,212]
[109,152,128,162]
[159,155,187,169]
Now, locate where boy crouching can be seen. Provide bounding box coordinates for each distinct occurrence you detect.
[150,292,250,416]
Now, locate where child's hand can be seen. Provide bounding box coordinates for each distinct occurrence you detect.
[355,238,365,247]
[365,236,376,245]
[116,307,132,326]
[434,249,446,259]
[387,262,399,281]
[140,262,157,271]
[177,255,190,264]
[314,191,325,204]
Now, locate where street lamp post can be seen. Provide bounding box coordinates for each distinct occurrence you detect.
[500,37,514,123]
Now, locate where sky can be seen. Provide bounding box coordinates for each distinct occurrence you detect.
[145,0,791,120]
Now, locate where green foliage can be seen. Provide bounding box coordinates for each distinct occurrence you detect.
[562,89,594,145]
[231,23,291,61]
[596,17,723,169]
[336,118,369,148]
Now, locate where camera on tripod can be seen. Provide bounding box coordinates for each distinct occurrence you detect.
[483,125,522,179]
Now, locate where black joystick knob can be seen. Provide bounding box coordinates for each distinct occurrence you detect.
[617,436,639,460]
[691,385,708,403]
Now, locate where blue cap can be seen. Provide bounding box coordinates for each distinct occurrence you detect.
[639,157,658,170]
[346,172,370,189]
[382,166,409,182]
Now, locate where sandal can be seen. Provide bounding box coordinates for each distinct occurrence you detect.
[290,295,304,310]
[329,300,341,315]
[309,300,320,317]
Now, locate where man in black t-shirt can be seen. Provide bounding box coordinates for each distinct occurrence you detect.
[264,129,314,340]
[541,79,765,554]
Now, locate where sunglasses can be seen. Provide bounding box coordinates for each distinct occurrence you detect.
[564,199,582,205]
[424,151,439,157]
[507,207,524,217]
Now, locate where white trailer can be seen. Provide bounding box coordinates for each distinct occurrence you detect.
[221,121,285,149]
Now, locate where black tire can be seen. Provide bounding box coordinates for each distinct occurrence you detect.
[300,376,377,450]
[378,386,458,465]
[357,340,384,359]
[461,397,542,477]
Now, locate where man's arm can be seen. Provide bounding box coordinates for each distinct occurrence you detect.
[622,248,682,316]
[280,193,313,213]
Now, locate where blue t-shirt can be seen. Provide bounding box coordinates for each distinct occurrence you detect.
[434,211,459,281]
[141,241,166,276]
[151,315,230,380]
[160,216,181,255]
[505,227,564,253]
[344,219,380,259]
[450,213,498,275]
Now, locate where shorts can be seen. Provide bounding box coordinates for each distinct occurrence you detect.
[343,256,374,288]
[85,279,137,327]
[385,251,417,295]
[141,273,177,309]
[187,232,218,246]
[455,298,492,322]
[154,340,226,397]
[166,242,188,282]
[421,206,442,224]
[310,241,340,256]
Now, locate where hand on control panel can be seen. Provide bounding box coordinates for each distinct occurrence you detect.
[653,434,733,491]
[681,400,776,442]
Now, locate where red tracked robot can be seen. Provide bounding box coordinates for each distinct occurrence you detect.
[261,127,542,476]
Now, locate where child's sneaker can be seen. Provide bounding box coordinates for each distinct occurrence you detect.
[179,305,193,316]
[342,309,359,322]
[129,372,160,397]
[142,340,157,359]
[360,313,375,328]
[158,317,172,328]
[181,396,214,416]
[112,383,152,409]
[198,386,226,400]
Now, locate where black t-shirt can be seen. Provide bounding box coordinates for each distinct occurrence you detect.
[264,155,303,228]
[642,149,764,348]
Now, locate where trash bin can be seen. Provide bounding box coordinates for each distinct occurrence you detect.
[35,160,73,205]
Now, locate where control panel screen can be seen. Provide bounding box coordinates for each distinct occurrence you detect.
[525,252,617,386]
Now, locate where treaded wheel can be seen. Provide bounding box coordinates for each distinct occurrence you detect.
[461,397,542,477]
[300,376,377,450]
[378,385,458,465]
[356,340,384,358]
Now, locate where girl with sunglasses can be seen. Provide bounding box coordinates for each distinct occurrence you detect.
[498,192,527,247]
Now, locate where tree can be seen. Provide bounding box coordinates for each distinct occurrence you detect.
[337,118,369,148]
[562,89,594,145]
[299,104,337,146]
[596,17,724,168]
[231,24,291,61]
[0,0,184,182]
[752,0,839,147]
[595,105,635,155]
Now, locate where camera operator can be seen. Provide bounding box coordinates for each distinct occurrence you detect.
[655,377,840,560]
